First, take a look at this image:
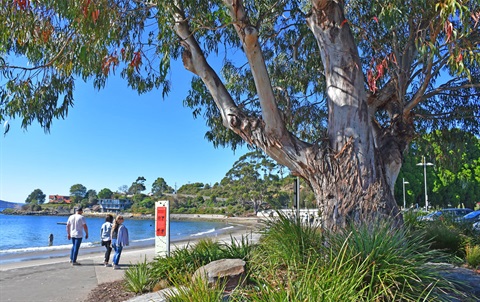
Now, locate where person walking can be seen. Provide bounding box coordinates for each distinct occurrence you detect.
[100,214,114,267]
[111,215,129,270]
[66,207,89,265]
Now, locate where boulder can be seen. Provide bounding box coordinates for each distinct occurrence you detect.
[192,258,246,291]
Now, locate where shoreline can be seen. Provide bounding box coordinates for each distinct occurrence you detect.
[0,216,262,270]
[1,210,263,223]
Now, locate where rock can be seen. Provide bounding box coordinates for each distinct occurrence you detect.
[192,258,246,291]
[427,262,480,301]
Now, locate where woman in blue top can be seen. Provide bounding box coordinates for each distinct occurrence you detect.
[100,214,113,267]
[111,215,129,270]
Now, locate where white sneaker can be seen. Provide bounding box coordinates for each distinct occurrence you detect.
[113,265,120,270]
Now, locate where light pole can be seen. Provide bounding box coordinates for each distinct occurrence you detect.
[402,178,409,209]
[416,156,434,211]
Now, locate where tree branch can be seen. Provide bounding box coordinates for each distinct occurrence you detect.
[422,82,480,100]
[224,0,286,137]
[170,2,239,130]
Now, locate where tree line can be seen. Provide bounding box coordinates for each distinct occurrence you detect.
[24,129,480,214]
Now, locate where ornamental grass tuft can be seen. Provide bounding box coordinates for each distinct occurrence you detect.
[124,257,153,294]
[231,212,462,301]
[465,245,480,268]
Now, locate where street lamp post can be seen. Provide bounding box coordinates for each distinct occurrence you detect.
[416,156,434,211]
[402,178,409,209]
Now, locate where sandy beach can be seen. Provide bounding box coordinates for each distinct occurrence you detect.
[0,215,261,302]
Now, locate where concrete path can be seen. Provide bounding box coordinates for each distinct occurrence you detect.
[0,246,156,302]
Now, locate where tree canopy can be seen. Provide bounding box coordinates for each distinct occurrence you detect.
[2,0,479,228]
[221,150,283,213]
[395,128,480,209]
[25,188,46,204]
[151,177,174,196]
[98,188,113,199]
[129,176,146,195]
[69,183,87,204]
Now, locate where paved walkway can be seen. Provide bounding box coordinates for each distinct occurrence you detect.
[0,246,157,302]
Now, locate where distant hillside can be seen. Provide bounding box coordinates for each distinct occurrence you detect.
[0,200,24,209]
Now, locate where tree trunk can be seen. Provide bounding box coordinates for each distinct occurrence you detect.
[302,0,401,229]
[175,0,403,230]
[301,142,401,230]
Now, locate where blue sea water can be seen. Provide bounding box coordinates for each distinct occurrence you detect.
[0,213,235,264]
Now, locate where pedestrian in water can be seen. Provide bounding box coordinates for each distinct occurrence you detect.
[100,214,114,267]
[66,207,89,265]
[48,233,54,246]
[111,215,129,270]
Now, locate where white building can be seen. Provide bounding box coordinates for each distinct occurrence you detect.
[98,199,132,212]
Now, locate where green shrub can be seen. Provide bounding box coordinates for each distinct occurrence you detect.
[220,235,255,261]
[422,221,464,256]
[234,246,369,301]
[403,209,426,230]
[149,243,202,287]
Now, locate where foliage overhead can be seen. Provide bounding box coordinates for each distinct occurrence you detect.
[1,0,478,142]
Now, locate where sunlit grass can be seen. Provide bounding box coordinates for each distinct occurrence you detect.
[465,245,480,268]
[124,257,153,294]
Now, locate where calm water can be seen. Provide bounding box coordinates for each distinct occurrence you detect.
[0,213,234,264]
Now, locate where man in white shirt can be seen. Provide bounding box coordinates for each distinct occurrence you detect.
[66,207,89,265]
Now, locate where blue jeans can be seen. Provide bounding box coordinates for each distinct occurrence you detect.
[70,237,83,263]
[112,240,123,265]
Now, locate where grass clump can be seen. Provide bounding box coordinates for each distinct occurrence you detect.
[465,245,480,268]
[165,274,227,302]
[422,220,464,255]
[124,257,153,293]
[128,235,255,292]
[233,213,460,301]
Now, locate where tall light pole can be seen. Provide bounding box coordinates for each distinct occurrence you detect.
[402,178,409,209]
[416,156,434,211]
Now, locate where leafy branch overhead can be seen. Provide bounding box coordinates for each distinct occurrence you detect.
[1,0,478,137]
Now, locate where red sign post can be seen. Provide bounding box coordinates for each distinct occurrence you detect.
[155,200,170,257]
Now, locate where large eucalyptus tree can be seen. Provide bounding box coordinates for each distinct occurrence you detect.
[1,0,479,229]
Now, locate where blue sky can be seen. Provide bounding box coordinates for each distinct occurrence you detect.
[0,61,248,204]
